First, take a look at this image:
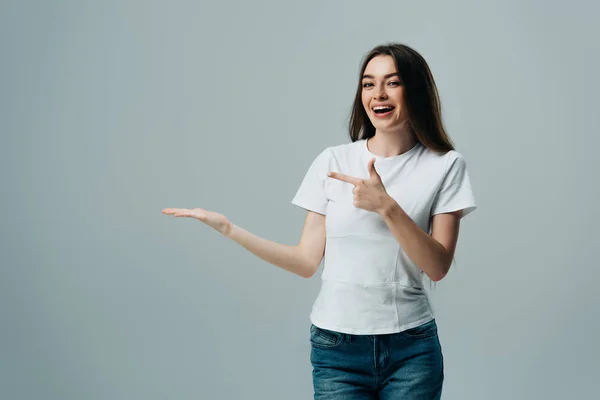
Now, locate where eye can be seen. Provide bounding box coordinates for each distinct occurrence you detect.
[362,82,373,88]
[388,81,401,86]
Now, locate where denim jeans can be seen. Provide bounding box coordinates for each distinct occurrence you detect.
[310,319,444,399]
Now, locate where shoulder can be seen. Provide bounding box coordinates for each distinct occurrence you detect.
[443,149,467,162]
[420,146,468,171]
[426,149,472,187]
[330,139,363,154]
[312,140,363,163]
[328,139,365,161]
[442,150,470,175]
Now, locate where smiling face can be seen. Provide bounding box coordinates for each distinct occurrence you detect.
[361,55,409,133]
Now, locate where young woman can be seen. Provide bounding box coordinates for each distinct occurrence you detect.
[163,43,476,399]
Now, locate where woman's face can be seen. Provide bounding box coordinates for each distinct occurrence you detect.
[361,55,409,132]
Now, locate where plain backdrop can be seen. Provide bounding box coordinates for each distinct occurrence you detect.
[2,0,599,399]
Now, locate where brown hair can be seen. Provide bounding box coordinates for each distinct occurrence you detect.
[349,43,455,152]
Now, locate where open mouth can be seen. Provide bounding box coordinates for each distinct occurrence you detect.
[372,105,395,116]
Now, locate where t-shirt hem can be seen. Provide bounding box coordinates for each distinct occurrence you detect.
[291,198,326,215]
[432,203,477,218]
[310,315,435,335]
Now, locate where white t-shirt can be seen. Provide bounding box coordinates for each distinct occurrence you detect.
[291,138,477,335]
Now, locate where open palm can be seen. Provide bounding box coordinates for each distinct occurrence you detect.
[162,208,232,236]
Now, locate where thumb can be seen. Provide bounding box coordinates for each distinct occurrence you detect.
[368,158,381,180]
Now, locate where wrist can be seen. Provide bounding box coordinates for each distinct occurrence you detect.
[224,222,237,239]
[379,196,402,218]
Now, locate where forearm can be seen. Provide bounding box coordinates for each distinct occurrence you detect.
[226,224,314,278]
[379,199,451,282]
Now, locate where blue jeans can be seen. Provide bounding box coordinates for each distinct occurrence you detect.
[310,319,444,399]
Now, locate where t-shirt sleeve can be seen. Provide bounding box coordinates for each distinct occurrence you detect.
[291,147,331,215]
[431,153,477,219]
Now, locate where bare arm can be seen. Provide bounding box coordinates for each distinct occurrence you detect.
[380,200,462,282]
[327,158,463,282]
[226,211,326,278]
[163,207,326,279]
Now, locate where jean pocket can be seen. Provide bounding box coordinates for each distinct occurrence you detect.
[310,324,345,349]
[401,319,438,339]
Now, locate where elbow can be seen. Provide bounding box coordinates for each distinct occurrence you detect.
[429,252,454,282]
[302,264,318,279]
[301,261,320,279]
[428,262,451,282]
[297,248,321,279]
[429,271,447,282]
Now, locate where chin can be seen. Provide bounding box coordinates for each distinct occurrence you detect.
[371,120,397,129]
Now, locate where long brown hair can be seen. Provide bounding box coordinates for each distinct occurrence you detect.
[349,43,455,152]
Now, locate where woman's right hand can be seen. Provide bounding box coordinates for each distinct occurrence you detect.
[162,208,233,236]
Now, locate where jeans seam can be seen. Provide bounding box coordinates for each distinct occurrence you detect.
[311,326,345,349]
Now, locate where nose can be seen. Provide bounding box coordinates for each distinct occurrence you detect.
[374,84,387,100]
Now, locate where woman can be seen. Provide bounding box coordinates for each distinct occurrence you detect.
[163,43,476,399]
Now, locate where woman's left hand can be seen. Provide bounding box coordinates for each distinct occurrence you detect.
[327,158,394,214]
[162,207,233,236]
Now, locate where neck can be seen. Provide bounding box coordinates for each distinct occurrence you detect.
[368,124,416,158]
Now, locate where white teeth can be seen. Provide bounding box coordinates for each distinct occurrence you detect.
[373,106,393,111]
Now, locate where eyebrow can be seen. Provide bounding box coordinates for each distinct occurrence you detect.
[361,72,399,80]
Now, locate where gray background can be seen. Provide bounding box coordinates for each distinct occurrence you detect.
[2,0,598,399]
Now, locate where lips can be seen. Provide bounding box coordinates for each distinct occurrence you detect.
[371,105,395,117]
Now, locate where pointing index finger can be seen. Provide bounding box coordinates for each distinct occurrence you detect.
[327,172,361,185]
